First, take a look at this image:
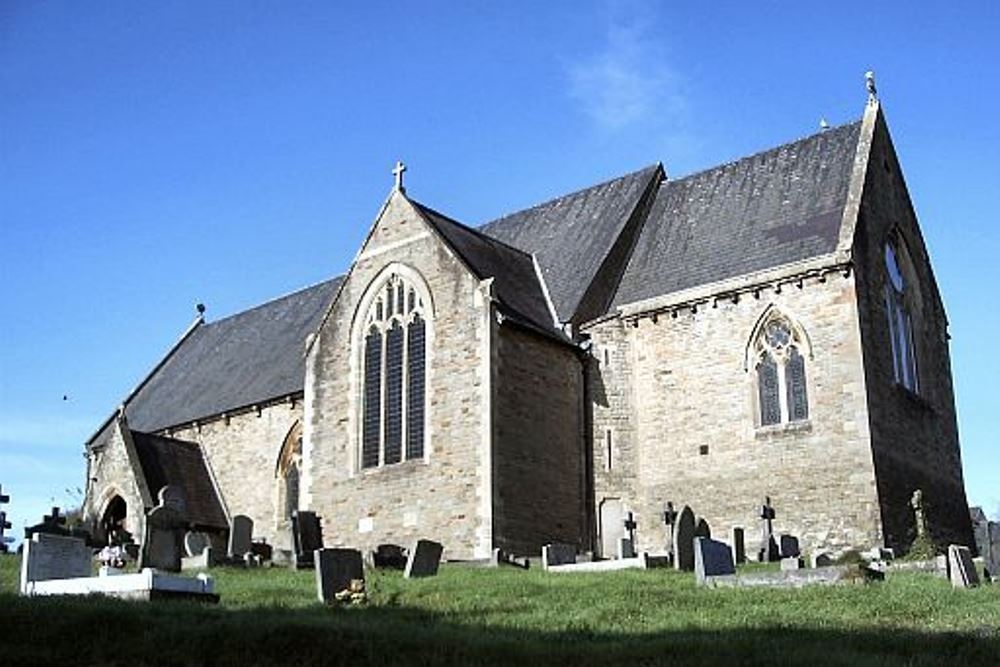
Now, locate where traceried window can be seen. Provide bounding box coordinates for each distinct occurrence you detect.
[754,316,809,426]
[361,272,428,469]
[884,237,919,393]
[276,422,302,521]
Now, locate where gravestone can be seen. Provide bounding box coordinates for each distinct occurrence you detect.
[619,512,637,559]
[139,487,186,572]
[542,542,576,570]
[251,540,273,562]
[184,531,211,558]
[316,548,365,603]
[291,510,324,569]
[779,534,800,558]
[947,544,980,588]
[991,523,1000,577]
[24,506,71,539]
[181,546,213,571]
[757,497,779,562]
[694,537,736,585]
[730,527,746,564]
[228,515,253,558]
[780,557,804,571]
[404,539,444,578]
[373,544,407,570]
[662,502,678,562]
[694,518,711,540]
[810,551,834,568]
[910,490,928,540]
[673,505,696,571]
[19,533,92,594]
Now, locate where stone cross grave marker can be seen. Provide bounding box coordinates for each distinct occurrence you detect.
[139,486,186,572]
[662,502,677,561]
[316,548,364,603]
[910,489,927,540]
[673,505,696,571]
[758,496,779,562]
[19,532,92,594]
[228,515,253,558]
[404,539,444,578]
[620,511,637,558]
[694,536,736,585]
[947,544,980,589]
[542,542,577,570]
[0,485,11,553]
[291,510,324,569]
[730,526,746,564]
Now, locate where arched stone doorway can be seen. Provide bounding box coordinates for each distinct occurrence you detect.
[100,495,128,545]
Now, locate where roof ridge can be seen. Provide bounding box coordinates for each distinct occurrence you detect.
[667,119,863,187]
[202,275,343,328]
[482,163,662,227]
[411,200,536,260]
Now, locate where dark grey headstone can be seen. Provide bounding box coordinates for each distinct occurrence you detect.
[990,523,1000,575]
[617,537,636,559]
[184,531,210,558]
[730,527,746,564]
[373,544,407,570]
[694,518,711,540]
[228,515,253,558]
[315,548,364,603]
[542,542,577,569]
[694,537,736,585]
[292,511,324,569]
[404,539,443,578]
[139,503,185,572]
[779,534,800,558]
[948,544,980,588]
[673,506,696,571]
[810,551,834,568]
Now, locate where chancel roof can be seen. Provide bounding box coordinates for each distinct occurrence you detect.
[130,430,228,529]
[612,122,862,308]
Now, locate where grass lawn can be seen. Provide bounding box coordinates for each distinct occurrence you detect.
[1,553,998,666]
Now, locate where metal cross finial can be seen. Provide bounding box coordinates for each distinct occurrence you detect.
[865,70,878,104]
[392,160,407,193]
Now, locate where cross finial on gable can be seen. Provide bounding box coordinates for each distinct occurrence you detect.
[865,70,878,105]
[392,160,407,194]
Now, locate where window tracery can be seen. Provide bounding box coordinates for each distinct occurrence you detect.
[754,315,809,426]
[884,236,918,393]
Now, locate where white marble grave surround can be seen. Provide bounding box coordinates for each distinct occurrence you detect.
[547,553,649,573]
[24,568,214,598]
[19,533,91,594]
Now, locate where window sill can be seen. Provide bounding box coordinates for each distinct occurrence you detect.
[755,419,812,439]
[358,457,429,477]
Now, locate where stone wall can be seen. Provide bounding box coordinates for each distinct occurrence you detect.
[304,193,492,559]
[83,420,150,543]
[492,324,586,555]
[851,112,974,552]
[587,272,883,557]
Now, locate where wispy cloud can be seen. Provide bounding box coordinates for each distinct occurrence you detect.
[567,8,685,132]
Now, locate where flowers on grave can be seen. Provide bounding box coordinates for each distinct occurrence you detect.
[96,545,128,569]
[333,578,367,605]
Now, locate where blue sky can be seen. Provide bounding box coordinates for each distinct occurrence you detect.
[1,2,997,544]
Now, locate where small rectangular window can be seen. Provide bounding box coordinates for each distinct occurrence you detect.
[605,429,613,471]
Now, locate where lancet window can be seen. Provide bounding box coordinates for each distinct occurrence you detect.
[884,237,919,393]
[754,315,809,427]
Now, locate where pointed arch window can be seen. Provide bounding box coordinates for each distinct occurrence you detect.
[884,237,919,393]
[276,422,303,521]
[754,316,809,427]
[360,273,428,469]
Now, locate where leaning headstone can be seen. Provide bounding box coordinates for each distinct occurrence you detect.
[315,548,364,603]
[228,515,253,558]
[673,506,696,571]
[184,531,211,558]
[19,533,91,594]
[404,539,444,578]
[291,510,324,569]
[694,518,711,540]
[373,544,407,570]
[948,544,980,588]
[139,488,186,572]
[730,527,746,564]
[779,534,800,558]
[542,542,576,570]
[694,537,736,585]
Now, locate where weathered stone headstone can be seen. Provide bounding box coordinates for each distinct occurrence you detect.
[139,488,186,572]
[373,544,407,570]
[673,505,696,571]
[291,510,324,569]
[730,526,746,564]
[19,533,92,594]
[911,489,927,540]
[542,542,576,570]
[228,515,253,558]
[184,531,211,558]
[694,537,736,585]
[779,534,800,558]
[404,539,443,578]
[947,544,980,588]
[757,496,779,562]
[316,548,364,603]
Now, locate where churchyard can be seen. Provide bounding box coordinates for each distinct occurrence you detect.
[2,551,998,666]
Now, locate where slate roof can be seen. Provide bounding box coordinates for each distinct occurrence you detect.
[130,430,228,529]
[479,165,662,322]
[612,122,862,308]
[124,277,342,432]
[413,201,558,335]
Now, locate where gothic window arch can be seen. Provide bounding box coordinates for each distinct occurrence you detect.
[748,309,811,427]
[275,422,302,521]
[884,232,919,393]
[358,269,430,469]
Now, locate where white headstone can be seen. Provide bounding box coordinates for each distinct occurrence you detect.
[19,533,92,594]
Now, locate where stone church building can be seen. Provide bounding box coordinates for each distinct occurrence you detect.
[81,96,975,561]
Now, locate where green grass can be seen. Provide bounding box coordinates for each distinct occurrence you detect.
[1,554,998,666]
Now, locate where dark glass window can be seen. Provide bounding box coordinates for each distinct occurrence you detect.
[787,347,809,421]
[362,327,382,468]
[284,463,299,519]
[757,353,781,426]
[407,315,426,459]
[384,322,404,464]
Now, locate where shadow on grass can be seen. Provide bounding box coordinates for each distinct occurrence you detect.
[1,591,997,667]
